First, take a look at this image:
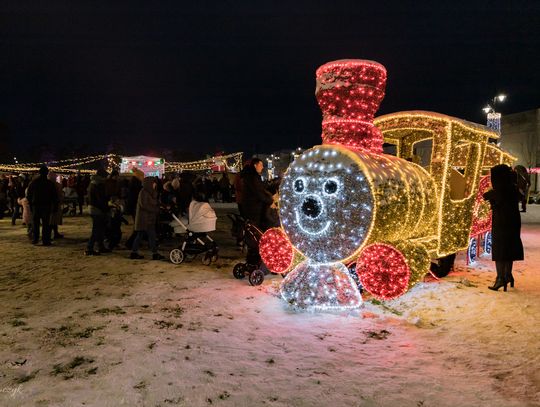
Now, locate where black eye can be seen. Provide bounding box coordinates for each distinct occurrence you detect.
[294,179,305,193]
[324,180,338,195]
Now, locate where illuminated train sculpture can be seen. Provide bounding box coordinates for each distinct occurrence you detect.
[258,59,515,309]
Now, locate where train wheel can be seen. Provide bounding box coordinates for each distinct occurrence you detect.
[357,243,411,300]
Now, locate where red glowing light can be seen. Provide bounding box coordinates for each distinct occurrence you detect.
[470,175,492,236]
[147,161,153,166]
[259,228,294,274]
[316,60,387,153]
[356,243,410,300]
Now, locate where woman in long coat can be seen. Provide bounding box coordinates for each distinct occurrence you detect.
[483,164,524,291]
[48,172,64,239]
[130,177,164,260]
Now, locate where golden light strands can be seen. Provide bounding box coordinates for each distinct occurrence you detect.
[166,152,243,172]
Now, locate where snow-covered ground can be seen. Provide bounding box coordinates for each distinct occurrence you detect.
[0,207,538,407]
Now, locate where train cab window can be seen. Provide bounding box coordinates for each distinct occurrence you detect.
[412,139,433,168]
[449,143,481,201]
[382,143,397,156]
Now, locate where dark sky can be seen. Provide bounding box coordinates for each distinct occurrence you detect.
[1,1,539,157]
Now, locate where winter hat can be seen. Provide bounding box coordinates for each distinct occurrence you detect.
[39,165,49,176]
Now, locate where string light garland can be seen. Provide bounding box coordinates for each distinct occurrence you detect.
[0,154,117,174]
[166,152,243,172]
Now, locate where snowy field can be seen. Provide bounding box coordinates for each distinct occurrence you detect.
[0,206,539,407]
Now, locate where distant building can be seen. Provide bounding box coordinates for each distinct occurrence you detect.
[501,108,540,191]
[255,148,305,180]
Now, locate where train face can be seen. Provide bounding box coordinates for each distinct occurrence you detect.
[279,145,374,264]
[279,143,437,265]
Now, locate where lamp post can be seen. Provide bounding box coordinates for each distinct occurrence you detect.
[482,94,506,137]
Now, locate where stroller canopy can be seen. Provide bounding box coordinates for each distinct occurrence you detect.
[188,201,217,233]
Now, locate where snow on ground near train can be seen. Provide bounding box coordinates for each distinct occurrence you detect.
[0,207,539,407]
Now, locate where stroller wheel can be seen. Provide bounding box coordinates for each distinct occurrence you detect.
[169,248,185,265]
[211,251,219,263]
[201,252,212,266]
[233,263,246,279]
[249,269,265,286]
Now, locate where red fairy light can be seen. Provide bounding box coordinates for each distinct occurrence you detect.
[470,175,492,236]
[316,59,387,153]
[357,243,411,300]
[260,228,294,274]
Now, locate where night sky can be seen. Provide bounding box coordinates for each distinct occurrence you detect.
[1,1,539,158]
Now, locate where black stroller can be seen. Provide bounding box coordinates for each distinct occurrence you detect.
[168,201,219,265]
[231,218,266,286]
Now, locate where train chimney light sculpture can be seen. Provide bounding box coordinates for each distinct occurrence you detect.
[258,59,515,311]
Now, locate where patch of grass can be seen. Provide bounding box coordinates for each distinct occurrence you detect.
[10,319,27,327]
[161,305,185,318]
[218,391,230,400]
[366,329,391,340]
[86,367,98,375]
[51,356,94,379]
[369,299,403,316]
[14,370,39,383]
[154,320,183,329]
[94,306,125,315]
[133,381,146,390]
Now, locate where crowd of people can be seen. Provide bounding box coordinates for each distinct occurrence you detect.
[0,160,527,287]
[0,158,280,261]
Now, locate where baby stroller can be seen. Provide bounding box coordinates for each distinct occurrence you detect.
[168,200,219,265]
[232,220,266,286]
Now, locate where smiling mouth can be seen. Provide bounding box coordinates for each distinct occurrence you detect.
[295,210,331,236]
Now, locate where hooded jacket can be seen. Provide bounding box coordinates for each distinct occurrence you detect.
[88,175,108,216]
[134,177,159,231]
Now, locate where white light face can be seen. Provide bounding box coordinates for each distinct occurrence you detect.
[279,146,373,263]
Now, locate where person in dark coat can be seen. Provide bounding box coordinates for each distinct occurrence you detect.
[75,172,87,215]
[48,171,64,239]
[9,176,25,225]
[85,168,110,255]
[514,165,531,212]
[130,177,164,260]
[483,164,524,291]
[26,166,58,245]
[124,172,143,249]
[178,173,194,216]
[240,158,273,231]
